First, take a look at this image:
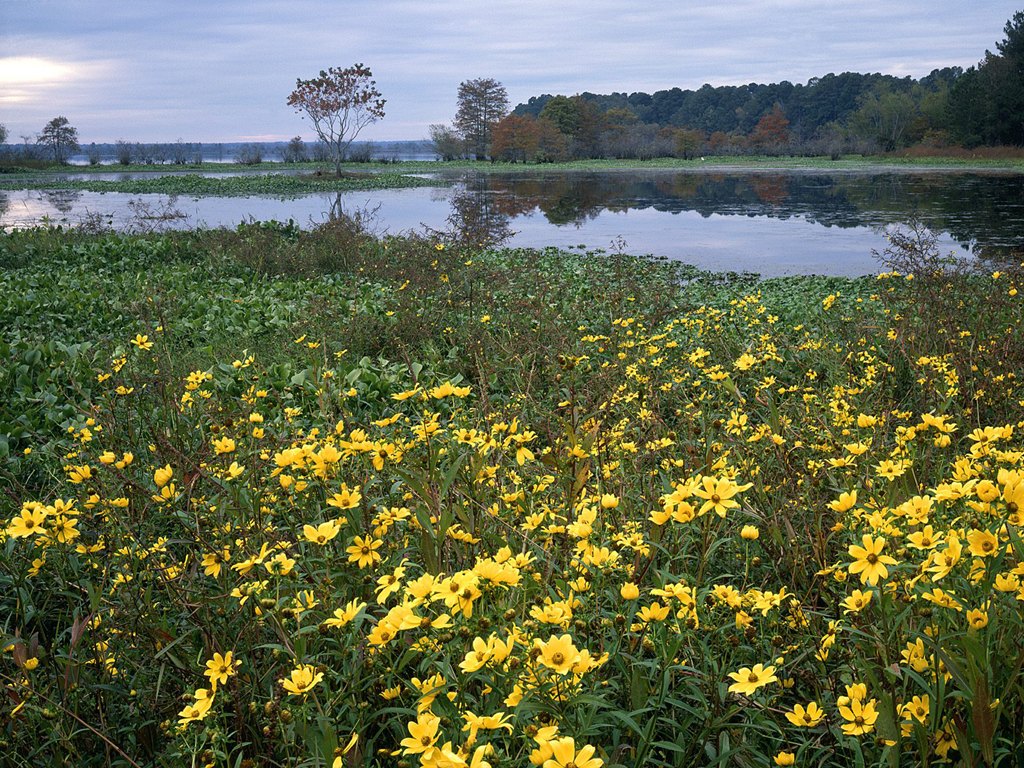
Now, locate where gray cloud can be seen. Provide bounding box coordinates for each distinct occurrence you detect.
[0,0,1019,142]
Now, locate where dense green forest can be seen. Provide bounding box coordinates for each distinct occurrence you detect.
[495,11,1024,160]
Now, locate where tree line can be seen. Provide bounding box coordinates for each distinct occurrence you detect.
[434,11,1024,161]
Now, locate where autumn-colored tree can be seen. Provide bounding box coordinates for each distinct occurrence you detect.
[491,115,569,163]
[749,104,790,153]
[287,64,385,176]
[490,115,541,162]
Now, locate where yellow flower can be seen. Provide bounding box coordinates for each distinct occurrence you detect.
[542,737,603,768]
[461,710,513,745]
[400,712,441,756]
[203,651,239,689]
[538,634,581,675]
[620,581,640,600]
[785,701,825,727]
[265,552,296,576]
[459,636,494,674]
[828,490,858,513]
[839,697,878,735]
[727,663,778,695]
[327,484,362,510]
[392,386,422,401]
[303,519,341,545]
[6,505,47,538]
[131,334,153,350]
[901,694,930,723]
[692,475,752,518]
[774,752,796,767]
[847,534,897,585]
[733,352,757,371]
[966,528,1000,558]
[212,436,235,455]
[906,525,938,550]
[429,381,457,399]
[921,587,962,611]
[322,599,366,629]
[346,535,383,568]
[841,589,873,614]
[154,465,174,488]
[635,602,670,625]
[177,693,214,726]
[966,606,989,630]
[282,664,324,697]
[740,525,759,541]
[201,549,230,578]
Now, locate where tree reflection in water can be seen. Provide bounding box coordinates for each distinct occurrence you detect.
[451,170,1024,266]
[42,189,82,215]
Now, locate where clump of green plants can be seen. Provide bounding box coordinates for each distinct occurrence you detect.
[1,222,1022,767]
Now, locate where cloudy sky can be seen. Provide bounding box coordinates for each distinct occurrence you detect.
[1,1,1020,144]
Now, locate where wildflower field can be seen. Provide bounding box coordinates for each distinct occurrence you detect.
[1,219,1023,767]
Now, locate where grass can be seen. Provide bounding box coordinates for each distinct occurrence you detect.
[1,221,1023,767]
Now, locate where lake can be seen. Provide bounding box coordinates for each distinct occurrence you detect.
[2,169,1022,276]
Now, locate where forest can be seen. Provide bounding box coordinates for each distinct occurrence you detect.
[497,11,1024,160]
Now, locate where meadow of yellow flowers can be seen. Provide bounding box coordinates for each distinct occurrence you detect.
[1,224,1022,767]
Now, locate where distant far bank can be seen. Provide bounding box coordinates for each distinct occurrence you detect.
[0,139,438,168]
[4,154,1024,192]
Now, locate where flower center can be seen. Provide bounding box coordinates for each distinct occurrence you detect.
[552,652,565,665]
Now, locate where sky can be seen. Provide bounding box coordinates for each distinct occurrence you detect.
[1,0,1021,144]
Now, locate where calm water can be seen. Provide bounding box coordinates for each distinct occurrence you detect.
[2,170,1022,276]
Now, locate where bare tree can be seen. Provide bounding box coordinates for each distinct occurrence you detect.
[429,123,465,160]
[455,78,509,160]
[287,64,386,176]
[115,139,134,165]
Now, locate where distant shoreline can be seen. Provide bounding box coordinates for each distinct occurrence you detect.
[4,154,1024,181]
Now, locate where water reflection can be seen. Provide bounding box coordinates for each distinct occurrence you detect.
[444,189,517,247]
[454,171,1024,261]
[2,170,1022,275]
[41,189,82,215]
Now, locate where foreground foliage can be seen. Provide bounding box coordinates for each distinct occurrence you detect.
[1,223,1022,767]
